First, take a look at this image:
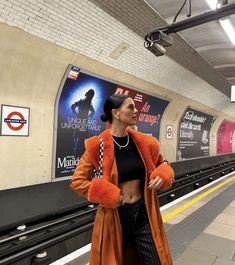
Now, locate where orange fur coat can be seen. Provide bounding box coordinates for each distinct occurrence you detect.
[70,129,174,265]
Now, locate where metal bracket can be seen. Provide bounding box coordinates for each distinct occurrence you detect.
[144,3,235,56]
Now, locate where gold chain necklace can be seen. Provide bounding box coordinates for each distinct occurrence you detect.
[112,133,129,150]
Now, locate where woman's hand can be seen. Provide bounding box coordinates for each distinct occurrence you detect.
[148,176,164,190]
[117,194,125,207]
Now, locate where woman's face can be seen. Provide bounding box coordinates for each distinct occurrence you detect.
[115,98,138,126]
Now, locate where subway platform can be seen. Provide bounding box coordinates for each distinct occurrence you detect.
[51,173,235,265]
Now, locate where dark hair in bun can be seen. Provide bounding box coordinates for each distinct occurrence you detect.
[100,94,129,123]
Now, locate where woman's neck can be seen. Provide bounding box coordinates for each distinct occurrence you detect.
[110,124,128,137]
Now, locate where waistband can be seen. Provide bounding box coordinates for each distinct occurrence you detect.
[118,197,144,209]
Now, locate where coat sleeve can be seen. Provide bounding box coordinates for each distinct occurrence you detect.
[70,151,94,198]
[150,153,175,192]
[70,150,120,208]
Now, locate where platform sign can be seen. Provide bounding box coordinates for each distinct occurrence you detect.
[166,125,173,139]
[0,105,30,136]
[177,107,216,160]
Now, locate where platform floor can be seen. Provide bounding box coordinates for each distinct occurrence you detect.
[164,175,235,265]
[51,173,235,265]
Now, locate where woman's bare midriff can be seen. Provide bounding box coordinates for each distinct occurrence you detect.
[119,179,143,204]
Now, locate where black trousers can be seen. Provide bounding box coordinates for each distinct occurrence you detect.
[118,198,161,265]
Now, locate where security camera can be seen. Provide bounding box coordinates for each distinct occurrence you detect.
[146,30,173,47]
[144,41,166,57]
[144,30,172,56]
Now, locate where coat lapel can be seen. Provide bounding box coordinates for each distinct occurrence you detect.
[127,129,159,174]
[99,129,115,180]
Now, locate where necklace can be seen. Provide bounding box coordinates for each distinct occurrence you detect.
[112,133,129,150]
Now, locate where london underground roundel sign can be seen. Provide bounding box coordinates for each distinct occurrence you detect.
[1,105,30,136]
[5,111,26,131]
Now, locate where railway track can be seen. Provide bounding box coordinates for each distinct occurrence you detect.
[0,161,234,265]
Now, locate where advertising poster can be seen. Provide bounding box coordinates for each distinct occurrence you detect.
[217,119,235,154]
[55,65,169,178]
[114,86,169,138]
[177,107,216,160]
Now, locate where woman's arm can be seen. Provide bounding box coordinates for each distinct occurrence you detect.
[156,153,170,166]
[70,151,120,208]
[88,105,95,117]
[148,153,174,192]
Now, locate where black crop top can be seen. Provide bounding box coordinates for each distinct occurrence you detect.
[113,134,145,183]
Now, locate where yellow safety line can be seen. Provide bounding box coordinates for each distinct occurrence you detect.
[162,175,235,223]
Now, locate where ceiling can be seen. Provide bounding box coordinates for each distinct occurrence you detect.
[90,0,232,99]
[145,0,235,86]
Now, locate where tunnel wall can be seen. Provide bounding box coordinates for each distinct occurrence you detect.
[0,22,234,190]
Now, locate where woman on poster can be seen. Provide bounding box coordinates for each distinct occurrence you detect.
[71,89,95,156]
[70,94,174,265]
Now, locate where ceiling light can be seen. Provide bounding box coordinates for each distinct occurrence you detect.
[206,0,235,46]
[220,19,235,45]
[205,0,227,9]
[205,0,218,10]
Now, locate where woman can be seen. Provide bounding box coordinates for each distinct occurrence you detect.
[71,88,95,156]
[70,94,174,265]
